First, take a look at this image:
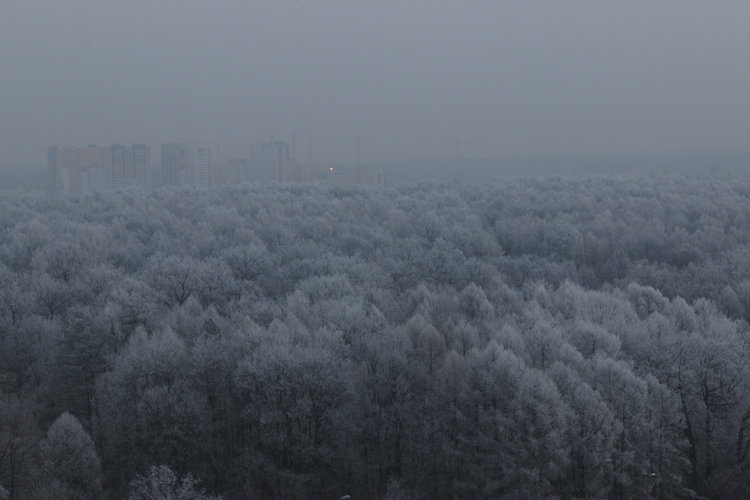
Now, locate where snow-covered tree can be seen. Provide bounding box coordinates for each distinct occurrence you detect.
[37,411,102,499]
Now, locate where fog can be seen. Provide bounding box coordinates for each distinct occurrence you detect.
[1,0,748,169]
[5,4,750,497]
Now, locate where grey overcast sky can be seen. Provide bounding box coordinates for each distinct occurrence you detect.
[1,0,748,166]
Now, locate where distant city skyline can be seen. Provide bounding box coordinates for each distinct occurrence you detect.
[2,1,749,169]
[47,138,387,193]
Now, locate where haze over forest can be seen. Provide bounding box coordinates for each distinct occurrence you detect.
[3,2,750,500]
[1,1,749,172]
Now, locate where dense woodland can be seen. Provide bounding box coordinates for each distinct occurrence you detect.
[2,176,750,499]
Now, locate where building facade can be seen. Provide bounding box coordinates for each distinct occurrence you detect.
[248,141,290,183]
[160,143,213,187]
[46,144,151,194]
[185,143,213,188]
[226,159,249,184]
[160,143,186,186]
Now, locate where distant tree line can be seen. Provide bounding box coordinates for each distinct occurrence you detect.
[2,176,750,498]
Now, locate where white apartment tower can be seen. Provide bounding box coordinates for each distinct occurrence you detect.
[248,141,290,183]
[185,143,213,187]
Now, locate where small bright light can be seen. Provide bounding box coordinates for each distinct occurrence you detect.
[329,167,334,172]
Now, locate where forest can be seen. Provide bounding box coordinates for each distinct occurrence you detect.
[2,176,750,499]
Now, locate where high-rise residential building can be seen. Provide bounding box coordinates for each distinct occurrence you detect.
[80,145,107,193]
[160,143,186,186]
[160,143,213,187]
[248,141,290,183]
[131,144,150,186]
[108,144,128,188]
[47,146,60,192]
[226,159,250,184]
[46,143,150,193]
[48,145,93,193]
[186,143,213,187]
[107,143,151,189]
[59,146,81,193]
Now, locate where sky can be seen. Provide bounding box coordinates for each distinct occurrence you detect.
[1,0,748,167]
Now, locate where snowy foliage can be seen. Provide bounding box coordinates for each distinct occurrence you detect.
[1,177,750,498]
[127,465,221,500]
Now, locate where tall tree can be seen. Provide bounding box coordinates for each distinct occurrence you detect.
[37,411,102,500]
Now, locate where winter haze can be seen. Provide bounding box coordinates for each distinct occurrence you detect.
[1,0,749,169]
[4,2,750,500]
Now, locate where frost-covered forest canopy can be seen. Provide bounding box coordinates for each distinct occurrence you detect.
[3,176,750,499]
